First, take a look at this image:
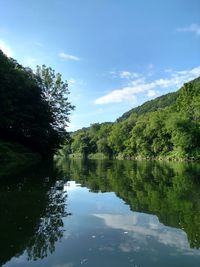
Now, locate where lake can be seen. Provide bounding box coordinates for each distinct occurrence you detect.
[1,159,200,267]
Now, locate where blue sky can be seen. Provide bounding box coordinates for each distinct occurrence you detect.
[0,0,200,131]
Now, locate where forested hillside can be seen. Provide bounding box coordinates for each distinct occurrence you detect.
[60,77,200,161]
[0,50,74,162]
[117,91,179,122]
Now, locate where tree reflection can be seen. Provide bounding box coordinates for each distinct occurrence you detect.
[0,165,69,266]
[56,158,200,249]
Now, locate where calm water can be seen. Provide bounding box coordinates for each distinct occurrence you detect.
[1,159,200,267]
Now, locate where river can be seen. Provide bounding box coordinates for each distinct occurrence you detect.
[1,159,200,267]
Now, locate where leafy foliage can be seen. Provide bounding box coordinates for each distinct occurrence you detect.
[36,65,74,136]
[0,50,74,157]
[117,91,178,122]
[64,77,200,160]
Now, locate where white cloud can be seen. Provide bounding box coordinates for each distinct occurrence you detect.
[95,66,200,104]
[120,71,132,79]
[110,70,140,80]
[177,23,200,36]
[59,52,80,61]
[68,79,85,94]
[147,90,159,98]
[120,71,140,79]
[109,71,117,77]
[68,79,77,87]
[95,86,137,104]
[0,40,12,57]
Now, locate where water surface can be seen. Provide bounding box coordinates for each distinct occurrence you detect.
[1,159,200,267]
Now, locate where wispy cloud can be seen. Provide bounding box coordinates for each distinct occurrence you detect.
[68,78,85,89]
[59,52,80,61]
[147,90,159,98]
[120,71,140,79]
[95,88,137,104]
[119,71,132,79]
[177,23,200,36]
[0,40,12,57]
[68,79,77,87]
[95,66,200,104]
[110,70,140,80]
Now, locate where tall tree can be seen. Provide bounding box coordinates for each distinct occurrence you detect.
[0,50,74,156]
[36,65,75,138]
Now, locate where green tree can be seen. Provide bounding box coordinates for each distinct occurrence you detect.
[36,65,75,137]
[0,50,74,157]
[71,132,91,156]
[0,50,52,154]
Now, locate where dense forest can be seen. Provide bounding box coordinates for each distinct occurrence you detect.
[1,48,199,163]
[0,50,74,163]
[60,77,200,161]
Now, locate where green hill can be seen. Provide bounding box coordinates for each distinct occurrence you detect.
[118,75,200,122]
[59,77,200,161]
[117,91,179,122]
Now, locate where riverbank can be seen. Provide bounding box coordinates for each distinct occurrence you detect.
[0,141,41,178]
[66,152,200,162]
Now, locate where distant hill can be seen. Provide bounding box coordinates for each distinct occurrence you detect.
[61,76,200,161]
[117,92,179,122]
[117,76,200,122]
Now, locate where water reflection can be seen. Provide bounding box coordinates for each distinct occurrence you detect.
[1,159,200,267]
[0,166,69,266]
[94,213,189,250]
[56,158,200,249]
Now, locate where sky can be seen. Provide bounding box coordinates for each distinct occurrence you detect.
[0,0,200,131]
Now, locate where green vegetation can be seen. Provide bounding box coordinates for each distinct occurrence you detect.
[63,77,200,161]
[117,91,179,122]
[1,47,199,163]
[0,141,41,178]
[0,50,74,167]
[56,158,200,249]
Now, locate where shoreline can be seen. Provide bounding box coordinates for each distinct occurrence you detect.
[66,153,200,162]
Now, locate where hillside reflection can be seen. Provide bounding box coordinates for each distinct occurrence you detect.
[56,158,200,249]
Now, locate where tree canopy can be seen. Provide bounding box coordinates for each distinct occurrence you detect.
[64,77,200,160]
[0,50,74,157]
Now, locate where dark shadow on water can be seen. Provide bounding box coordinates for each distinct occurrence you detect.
[0,162,70,266]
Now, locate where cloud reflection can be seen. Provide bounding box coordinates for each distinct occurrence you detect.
[94,212,192,250]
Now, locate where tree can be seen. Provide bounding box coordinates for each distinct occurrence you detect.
[36,65,75,138]
[97,138,112,156]
[0,50,74,157]
[71,132,90,156]
[0,50,51,154]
